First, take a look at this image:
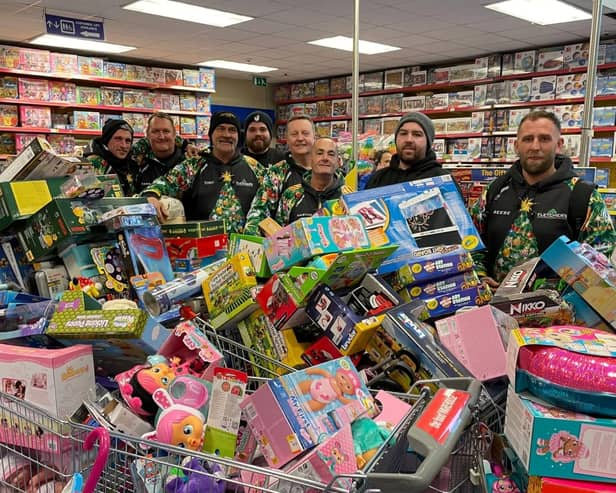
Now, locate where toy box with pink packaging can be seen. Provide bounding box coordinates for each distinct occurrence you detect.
[240,357,376,468]
[263,215,370,273]
[504,388,616,483]
[0,343,94,419]
[340,175,484,275]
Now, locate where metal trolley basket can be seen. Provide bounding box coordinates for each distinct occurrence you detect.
[0,319,505,493]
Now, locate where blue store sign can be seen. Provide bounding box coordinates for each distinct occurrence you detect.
[45,13,105,40]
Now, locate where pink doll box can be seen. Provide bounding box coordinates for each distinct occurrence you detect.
[157,319,224,382]
[275,423,357,493]
[0,343,94,419]
[435,305,518,381]
[264,215,370,273]
[240,357,376,468]
[505,387,616,483]
[529,475,616,492]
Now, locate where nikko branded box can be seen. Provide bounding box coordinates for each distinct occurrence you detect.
[341,175,484,275]
[505,388,616,483]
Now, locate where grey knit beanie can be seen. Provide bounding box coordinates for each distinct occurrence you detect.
[394,112,435,149]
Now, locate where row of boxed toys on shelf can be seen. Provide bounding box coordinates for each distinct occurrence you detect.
[4,154,616,491]
[0,76,212,112]
[0,44,216,90]
[0,132,77,156]
[275,41,616,101]
[276,105,616,145]
[276,72,597,121]
[0,104,211,134]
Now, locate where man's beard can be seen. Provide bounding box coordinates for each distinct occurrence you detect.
[248,138,269,153]
[521,152,555,176]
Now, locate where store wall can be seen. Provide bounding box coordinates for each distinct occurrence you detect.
[211,77,275,110]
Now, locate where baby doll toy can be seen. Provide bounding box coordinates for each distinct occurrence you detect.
[142,376,210,451]
[297,366,363,412]
[116,355,195,418]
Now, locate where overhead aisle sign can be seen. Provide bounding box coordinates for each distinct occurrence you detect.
[45,13,105,41]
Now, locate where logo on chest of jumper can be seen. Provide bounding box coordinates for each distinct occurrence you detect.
[535,209,567,220]
[234,179,255,188]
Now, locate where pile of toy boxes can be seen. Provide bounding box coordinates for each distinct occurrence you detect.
[2,138,616,491]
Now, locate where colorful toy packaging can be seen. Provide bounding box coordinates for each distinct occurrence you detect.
[263,215,370,273]
[0,343,94,419]
[435,305,517,381]
[240,357,376,468]
[507,326,616,418]
[340,175,484,274]
[490,289,574,327]
[541,236,616,330]
[505,388,616,483]
[389,251,475,290]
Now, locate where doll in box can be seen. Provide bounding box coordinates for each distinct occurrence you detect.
[536,430,589,463]
[142,385,207,451]
[297,366,363,412]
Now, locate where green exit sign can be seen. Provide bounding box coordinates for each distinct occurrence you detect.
[253,76,268,87]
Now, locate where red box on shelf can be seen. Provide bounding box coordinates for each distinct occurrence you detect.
[19,106,51,128]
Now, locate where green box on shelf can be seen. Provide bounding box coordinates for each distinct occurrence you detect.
[18,196,146,261]
[0,175,123,232]
[160,220,225,238]
[47,290,148,339]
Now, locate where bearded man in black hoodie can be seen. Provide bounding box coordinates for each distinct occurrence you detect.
[470,110,616,287]
[366,112,451,189]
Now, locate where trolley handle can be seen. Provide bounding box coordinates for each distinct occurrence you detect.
[366,377,481,493]
[83,427,110,493]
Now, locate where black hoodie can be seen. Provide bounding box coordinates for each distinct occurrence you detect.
[181,151,262,221]
[483,154,580,268]
[241,146,286,168]
[280,171,345,225]
[365,150,450,189]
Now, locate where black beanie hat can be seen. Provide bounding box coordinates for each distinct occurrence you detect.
[395,111,435,150]
[244,110,273,137]
[101,119,134,146]
[208,111,241,140]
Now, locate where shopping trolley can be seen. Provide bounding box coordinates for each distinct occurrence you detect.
[0,377,485,493]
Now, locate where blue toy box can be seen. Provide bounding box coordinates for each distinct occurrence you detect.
[505,388,616,483]
[263,215,370,273]
[341,175,484,274]
[541,235,616,330]
[240,357,376,468]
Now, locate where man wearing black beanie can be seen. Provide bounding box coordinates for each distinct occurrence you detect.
[366,111,452,189]
[242,110,285,167]
[85,118,137,195]
[141,111,264,233]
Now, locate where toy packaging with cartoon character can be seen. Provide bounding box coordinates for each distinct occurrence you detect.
[505,388,616,483]
[239,357,376,468]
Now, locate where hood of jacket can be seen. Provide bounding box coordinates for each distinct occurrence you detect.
[509,154,577,191]
[301,170,345,202]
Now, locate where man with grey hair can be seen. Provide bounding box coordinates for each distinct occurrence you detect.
[366,111,451,189]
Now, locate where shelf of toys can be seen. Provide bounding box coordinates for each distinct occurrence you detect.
[1,131,616,493]
[0,44,215,157]
[273,39,616,182]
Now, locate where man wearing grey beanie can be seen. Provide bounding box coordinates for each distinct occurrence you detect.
[366,111,452,189]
